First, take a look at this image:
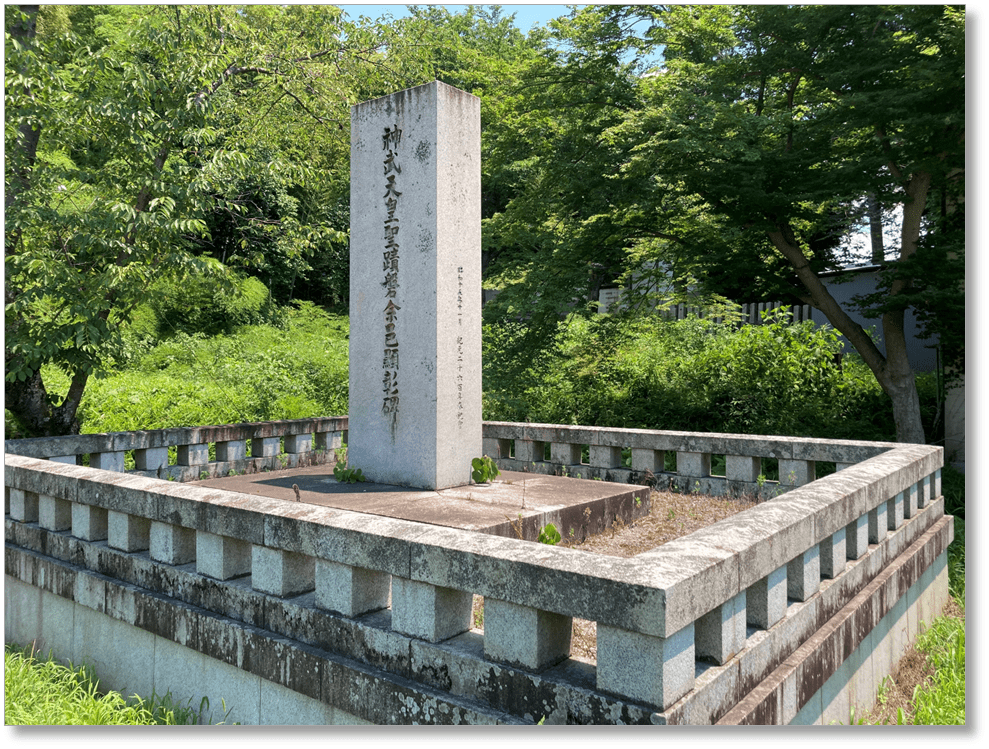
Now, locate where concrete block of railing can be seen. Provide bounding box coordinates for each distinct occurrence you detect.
[779,459,815,487]
[514,439,542,464]
[695,591,746,665]
[134,447,168,472]
[150,520,196,565]
[108,510,151,552]
[315,559,391,616]
[589,444,622,469]
[631,447,664,474]
[216,440,246,462]
[8,487,39,522]
[787,546,820,602]
[677,451,711,478]
[91,451,126,472]
[727,455,761,483]
[869,502,888,544]
[252,545,315,597]
[747,566,787,629]
[314,430,344,452]
[845,514,869,560]
[482,598,573,671]
[904,482,919,518]
[920,474,934,508]
[177,443,209,466]
[887,492,905,531]
[597,621,695,711]
[253,437,280,458]
[50,455,77,464]
[197,531,252,580]
[39,494,72,531]
[819,528,846,579]
[284,433,312,454]
[391,577,472,642]
[481,437,509,461]
[551,441,582,466]
[72,503,108,542]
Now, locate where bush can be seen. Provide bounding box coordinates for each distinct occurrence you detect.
[78,302,348,432]
[146,272,276,338]
[483,308,922,442]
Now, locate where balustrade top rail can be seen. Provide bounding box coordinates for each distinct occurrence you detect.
[4,416,349,459]
[6,416,895,465]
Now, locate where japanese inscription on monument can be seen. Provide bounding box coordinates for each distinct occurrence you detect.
[382,125,403,428]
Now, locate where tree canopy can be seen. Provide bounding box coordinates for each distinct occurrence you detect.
[4,3,432,436]
[481,3,964,444]
[5,4,964,444]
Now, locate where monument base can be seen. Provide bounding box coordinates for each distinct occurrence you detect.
[194,468,650,543]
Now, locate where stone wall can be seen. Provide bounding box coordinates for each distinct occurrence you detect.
[5,419,951,724]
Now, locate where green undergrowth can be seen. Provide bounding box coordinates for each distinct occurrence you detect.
[911,609,966,725]
[37,301,349,434]
[483,310,941,443]
[4,643,233,725]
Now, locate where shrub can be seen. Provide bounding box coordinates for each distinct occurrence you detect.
[146,272,276,338]
[77,302,348,432]
[483,308,922,442]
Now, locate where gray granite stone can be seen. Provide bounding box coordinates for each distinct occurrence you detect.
[349,81,482,490]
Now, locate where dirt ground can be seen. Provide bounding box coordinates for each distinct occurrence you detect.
[473,489,757,661]
[470,488,961,723]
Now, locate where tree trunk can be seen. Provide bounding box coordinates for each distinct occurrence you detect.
[4,367,88,438]
[867,192,884,265]
[766,226,926,444]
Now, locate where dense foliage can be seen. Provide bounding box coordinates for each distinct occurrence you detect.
[79,302,348,433]
[480,4,964,444]
[483,307,940,443]
[6,4,963,449]
[4,4,430,436]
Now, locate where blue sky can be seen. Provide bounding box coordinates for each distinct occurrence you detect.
[336,3,584,31]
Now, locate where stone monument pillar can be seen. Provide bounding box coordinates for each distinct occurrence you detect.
[348,81,482,490]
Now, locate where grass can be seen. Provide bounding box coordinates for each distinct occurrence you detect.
[4,643,231,725]
[910,610,966,725]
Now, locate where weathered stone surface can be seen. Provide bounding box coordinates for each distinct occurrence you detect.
[597,622,695,711]
[91,451,126,472]
[196,531,251,580]
[72,502,108,542]
[747,566,787,629]
[483,598,572,671]
[315,559,390,617]
[38,494,72,531]
[216,440,246,462]
[391,576,472,643]
[349,81,482,490]
[108,510,150,552]
[251,545,315,597]
[695,591,746,665]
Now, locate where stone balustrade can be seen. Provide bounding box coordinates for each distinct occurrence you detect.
[4,419,947,723]
[482,421,898,498]
[4,417,348,482]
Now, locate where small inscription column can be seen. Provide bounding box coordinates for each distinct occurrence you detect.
[349,81,482,490]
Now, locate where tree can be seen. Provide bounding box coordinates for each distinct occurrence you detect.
[484,4,963,444]
[4,4,431,437]
[479,5,743,390]
[620,4,965,443]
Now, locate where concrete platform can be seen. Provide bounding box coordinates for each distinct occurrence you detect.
[192,466,650,542]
